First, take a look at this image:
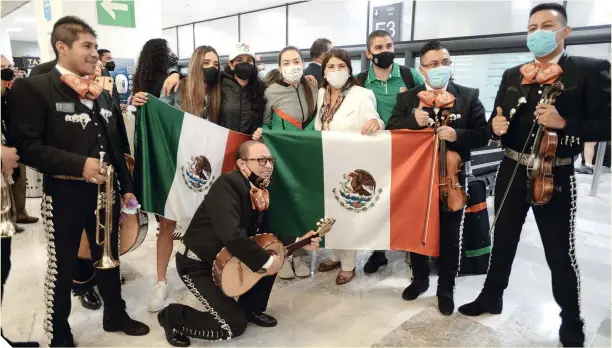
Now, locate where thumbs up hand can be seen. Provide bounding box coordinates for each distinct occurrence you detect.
[414,104,430,127]
[492,106,510,136]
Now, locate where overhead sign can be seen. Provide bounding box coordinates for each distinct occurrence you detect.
[372,3,403,42]
[96,0,136,28]
[43,0,51,21]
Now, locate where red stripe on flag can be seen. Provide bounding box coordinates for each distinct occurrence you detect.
[221,131,251,173]
[390,130,440,257]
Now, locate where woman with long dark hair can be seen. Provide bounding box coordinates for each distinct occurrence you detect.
[314,48,383,285]
[132,38,177,98]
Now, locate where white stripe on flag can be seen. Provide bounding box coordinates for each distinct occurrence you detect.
[164,113,230,221]
[322,131,392,250]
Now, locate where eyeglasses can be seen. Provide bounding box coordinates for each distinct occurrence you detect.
[421,59,453,69]
[244,157,276,166]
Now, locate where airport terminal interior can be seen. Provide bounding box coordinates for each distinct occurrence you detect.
[1,0,611,347]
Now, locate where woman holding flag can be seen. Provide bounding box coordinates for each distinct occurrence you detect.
[313,48,384,285]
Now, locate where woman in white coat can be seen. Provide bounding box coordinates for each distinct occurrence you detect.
[315,48,384,285]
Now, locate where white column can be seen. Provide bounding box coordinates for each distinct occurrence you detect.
[32,0,162,63]
[1,30,14,62]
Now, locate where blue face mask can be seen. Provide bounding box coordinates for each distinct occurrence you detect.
[425,66,451,89]
[527,28,564,57]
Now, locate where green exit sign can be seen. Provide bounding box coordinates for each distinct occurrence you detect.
[96,0,135,28]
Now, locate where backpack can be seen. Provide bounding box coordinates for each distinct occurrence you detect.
[356,65,418,89]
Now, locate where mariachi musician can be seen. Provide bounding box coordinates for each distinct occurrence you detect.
[388,40,487,316]
[458,4,611,347]
[8,16,149,346]
[157,140,319,347]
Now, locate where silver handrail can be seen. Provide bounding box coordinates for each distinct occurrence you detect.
[589,141,607,196]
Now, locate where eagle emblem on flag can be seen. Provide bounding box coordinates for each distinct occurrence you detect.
[181,155,216,193]
[332,169,382,213]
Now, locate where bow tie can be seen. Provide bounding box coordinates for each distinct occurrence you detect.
[417,90,455,108]
[520,62,563,85]
[60,74,102,101]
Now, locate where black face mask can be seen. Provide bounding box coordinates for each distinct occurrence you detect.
[1,68,14,82]
[234,62,255,81]
[245,164,270,188]
[204,67,219,84]
[169,52,179,67]
[371,51,395,69]
[105,61,116,71]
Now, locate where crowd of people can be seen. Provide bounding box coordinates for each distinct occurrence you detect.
[0,2,610,348]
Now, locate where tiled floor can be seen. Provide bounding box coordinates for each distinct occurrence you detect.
[1,170,610,347]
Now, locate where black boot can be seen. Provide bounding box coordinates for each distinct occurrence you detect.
[559,318,585,347]
[458,294,503,316]
[437,291,454,316]
[364,252,388,274]
[157,308,190,347]
[103,311,150,336]
[246,312,277,327]
[402,278,429,301]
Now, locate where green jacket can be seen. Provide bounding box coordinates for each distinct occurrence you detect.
[263,80,317,131]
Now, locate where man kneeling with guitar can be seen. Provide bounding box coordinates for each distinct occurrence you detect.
[157,140,322,347]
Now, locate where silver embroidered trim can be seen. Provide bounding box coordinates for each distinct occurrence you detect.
[42,194,57,345]
[487,163,502,274]
[568,175,585,329]
[454,176,468,291]
[181,274,232,341]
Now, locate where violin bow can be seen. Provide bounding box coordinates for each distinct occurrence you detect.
[421,110,441,246]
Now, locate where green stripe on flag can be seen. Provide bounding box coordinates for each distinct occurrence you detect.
[263,130,326,246]
[134,95,184,216]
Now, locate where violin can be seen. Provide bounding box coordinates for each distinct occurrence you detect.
[527,81,564,205]
[438,110,467,212]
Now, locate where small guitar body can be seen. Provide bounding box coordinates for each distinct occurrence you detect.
[213,218,335,297]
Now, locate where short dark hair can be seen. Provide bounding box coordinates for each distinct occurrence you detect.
[97,49,111,57]
[529,3,568,25]
[51,16,97,57]
[420,40,447,58]
[310,38,332,60]
[321,48,361,89]
[367,30,392,50]
[237,140,265,160]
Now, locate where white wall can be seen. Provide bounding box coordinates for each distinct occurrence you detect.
[11,41,40,57]
[1,30,13,62]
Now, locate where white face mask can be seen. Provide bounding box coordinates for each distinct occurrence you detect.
[281,65,303,84]
[326,70,349,89]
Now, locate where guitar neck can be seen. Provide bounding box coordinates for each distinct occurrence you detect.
[285,233,319,256]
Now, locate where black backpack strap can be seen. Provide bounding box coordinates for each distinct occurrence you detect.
[399,66,417,89]
[356,70,368,87]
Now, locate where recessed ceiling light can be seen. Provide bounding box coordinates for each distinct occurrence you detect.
[6,28,23,32]
[15,17,35,23]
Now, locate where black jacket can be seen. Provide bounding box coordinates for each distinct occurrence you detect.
[182,170,272,273]
[218,72,265,134]
[29,59,56,76]
[388,81,487,163]
[304,63,323,87]
[7,68,134,194]
[487,53,610,157]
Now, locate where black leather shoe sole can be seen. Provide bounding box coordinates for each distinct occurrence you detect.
[458,298,503,316]
[103,319,150,336]
[158,310,191,347]
[247,313,278,327]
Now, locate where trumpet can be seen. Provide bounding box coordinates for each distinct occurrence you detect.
[0,172,16,239]
[94,151,120,269]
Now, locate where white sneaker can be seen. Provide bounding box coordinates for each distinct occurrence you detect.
[292,256,311,278]
[148,281,169,312]
[278,257,295,279]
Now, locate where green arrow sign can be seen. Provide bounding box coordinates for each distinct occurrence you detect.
[96,0,135,28]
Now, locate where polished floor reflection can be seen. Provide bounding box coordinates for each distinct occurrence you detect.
[2,170,610,347]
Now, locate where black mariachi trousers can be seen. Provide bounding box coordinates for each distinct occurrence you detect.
[409,207,465,292]
[72,258,96,295]
[42,178,125,345]
[160,252,276,341]
[482,158,583,331]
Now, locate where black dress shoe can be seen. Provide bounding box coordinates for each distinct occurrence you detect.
[402,278,429,301]
[437,292,455,316]
[16,216,39,224]
[458,295,503,316]
[559,320,585,347]
[158,309,190,347]
[364,252,388,274]
[78,290,101,310]
[2,335,40,347]
[103,313,150,336]
[246,312,277,327]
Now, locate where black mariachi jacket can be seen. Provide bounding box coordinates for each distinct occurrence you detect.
[7,68,134,195]
[182,170,272,273]
[387,81,488,163]
[487,53,611,158]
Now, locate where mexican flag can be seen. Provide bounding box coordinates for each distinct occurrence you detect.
[134,95,249,221]
[263,129,441,256]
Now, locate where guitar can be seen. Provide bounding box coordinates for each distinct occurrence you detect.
[213,217,336,297]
